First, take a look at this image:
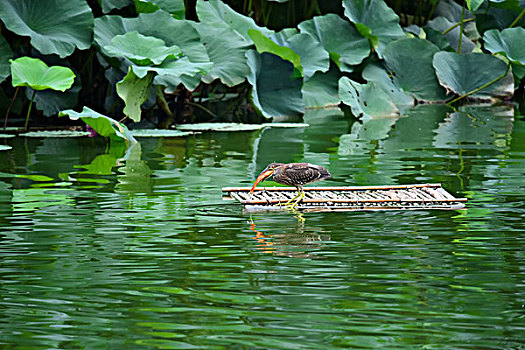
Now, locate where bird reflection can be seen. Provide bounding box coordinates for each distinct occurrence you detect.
[248,216,331,258]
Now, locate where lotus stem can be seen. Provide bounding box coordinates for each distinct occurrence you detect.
[447,61,511,105]
[24,89,36,131]
[3,86,19,131]
[509,9,525,28]
[458,0,466,53]
[187,102,216,118]
[442,17,475,35]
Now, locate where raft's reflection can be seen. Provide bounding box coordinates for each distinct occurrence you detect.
[248,216,331,258]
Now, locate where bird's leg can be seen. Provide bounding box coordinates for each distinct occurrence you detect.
[285,187,304,209]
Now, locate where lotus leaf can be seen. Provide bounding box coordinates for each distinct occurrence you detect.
[19,130,91,137]
[94,12,209,65]
[10,57,75,92]
[246,51,304,120]
[467,0,485,11]
[28,80,81,117]
[192,22,250,87]
[339,77,398,119]
[302,68,341,108]
[176,123,264,131]
[131,57,213,92]
[282,32,330,81]
[342,0,405,57]
[116,69,154,123]
[130,129,193,137]
[362,63,414,111]
[0,0,93,58]
[298,14,370,72]
[248,29,303,76]
[196,0,273,45]
[261,123,309,128]
[0,35,13,83]
[102,0,132,13]
[59,107,136,143]
[484,27,525,65]
[0,145,12,151]
[433,52,513,98]
[383,38,448,101]
[135,0,185,19]
[104,31,182,66]
[426,16,476,53]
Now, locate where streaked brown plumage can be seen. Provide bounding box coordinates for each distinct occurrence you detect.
[250,162,331,208]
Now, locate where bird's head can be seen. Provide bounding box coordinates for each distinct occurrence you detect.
[250,163,281,194]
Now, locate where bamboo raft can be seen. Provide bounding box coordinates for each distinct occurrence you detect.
[222,183,467,212]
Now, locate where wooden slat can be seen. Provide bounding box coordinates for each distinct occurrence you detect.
[222,183,467,211]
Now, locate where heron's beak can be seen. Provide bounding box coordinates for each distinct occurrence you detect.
[250,169,274,194]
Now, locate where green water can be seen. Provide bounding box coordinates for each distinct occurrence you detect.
[1,105,524,349]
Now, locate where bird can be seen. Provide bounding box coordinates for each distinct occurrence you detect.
[250,162,331,209]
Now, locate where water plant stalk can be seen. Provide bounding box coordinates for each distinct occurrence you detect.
[442,18,475,35]
[3,86,19,131]
[24,90,36,131]
[458,0,466,53]
[447,62,511,105]
[509,9,525,28]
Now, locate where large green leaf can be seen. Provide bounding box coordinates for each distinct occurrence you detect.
[101,0,132,13]
[192,22,249,87]
[467,0,485,11]
[484,27,525,65]
[433,52,513,98]
[94,12,209,65]
[426,16,476,53]
[383,38,448,102]
[362,62,414,111]
[116,68,154,123]
[0,0,93,58]
[10,57,75,92]
[196,0,273,45]
[342,0,405,57]
[104,31,182,66]
[280,32,330,81]
[131,57,213,92]
[0,35,13,83]
[339,76,398,119]
[246,51,304,120]
[94,11,210,89]
[29,78,81,117]
[302,67,341,108]
[298,14,370,73]
[135,0,185,19]
[59,106,136,143]
[248,29,303,76]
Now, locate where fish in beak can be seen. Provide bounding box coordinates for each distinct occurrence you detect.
[250,168,274,194]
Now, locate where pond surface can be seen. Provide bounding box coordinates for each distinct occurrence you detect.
[1,105,524,349]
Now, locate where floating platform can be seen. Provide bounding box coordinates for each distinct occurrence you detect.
[222,183,467,212]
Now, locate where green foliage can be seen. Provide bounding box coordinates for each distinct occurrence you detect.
[10,57,76,92]
[342,0,405,56]
[433,52,513,98]
[382,38,448,101]
[116,69,154,122]
[59,106,136,143]
[0,0,523,132]
[298,14,370,72]
[248,29,303,76]
[246,51,304,120]
[0,0,93,58]
[135,0,185,19]
[105,31,182,66]
[0,35,13,83]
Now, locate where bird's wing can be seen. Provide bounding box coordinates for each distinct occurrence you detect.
[283,163,325,184]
